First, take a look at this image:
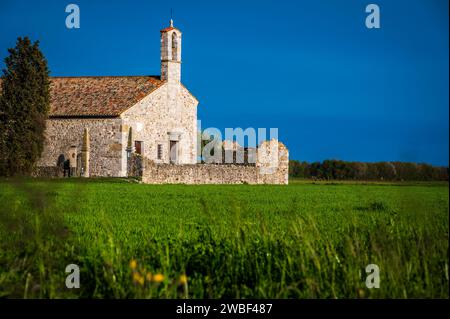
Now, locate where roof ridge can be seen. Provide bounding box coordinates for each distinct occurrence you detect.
[50,75,161,79]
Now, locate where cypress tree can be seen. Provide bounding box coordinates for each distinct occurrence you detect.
[0,37,50,176]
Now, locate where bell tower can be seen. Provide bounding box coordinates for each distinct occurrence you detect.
[160,19,181,83]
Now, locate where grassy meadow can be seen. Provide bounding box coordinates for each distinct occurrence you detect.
[0,178,448,298]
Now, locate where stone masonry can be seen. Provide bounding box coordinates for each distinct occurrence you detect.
[37,118,123,177]
[139,140,289,184]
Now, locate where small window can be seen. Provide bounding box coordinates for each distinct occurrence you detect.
[157,144,163,160]
[172,32,178,61]
[135,141,142,155]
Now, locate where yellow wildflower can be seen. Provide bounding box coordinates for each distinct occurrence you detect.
[179,274,188,285]
[132,272,144,286]
[146,272,152,281]
[153,273,165,283]
[357,288,366,298]
[129,259,137,270]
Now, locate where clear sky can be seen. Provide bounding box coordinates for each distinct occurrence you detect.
[0,0,448,165]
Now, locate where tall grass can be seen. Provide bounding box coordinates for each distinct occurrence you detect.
[0,178,448,298]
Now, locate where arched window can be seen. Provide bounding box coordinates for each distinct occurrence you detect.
[172,32,178,61]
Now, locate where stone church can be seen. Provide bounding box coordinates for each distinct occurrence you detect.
[37,20,198,177]
[34,20,289,184]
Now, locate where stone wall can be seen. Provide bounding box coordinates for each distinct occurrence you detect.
[31,166,64,178]
[127,153,143,178]
[256,140,289,185]
[140,140,289,185]
[37,118,124,177]
[142,162,258,184]
[37,81,198,178]
[121,82,198,165]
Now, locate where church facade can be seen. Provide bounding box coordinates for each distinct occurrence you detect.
[37,20,198,177]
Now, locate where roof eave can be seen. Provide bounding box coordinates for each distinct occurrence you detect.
[160,26,182,33]
[49,114,120,119]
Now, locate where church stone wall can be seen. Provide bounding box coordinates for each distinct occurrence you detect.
[37,118,124,177]
[36,82,198,178]
[121,83,198,165]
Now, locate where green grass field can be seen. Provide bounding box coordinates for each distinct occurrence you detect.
[0,178,448,298]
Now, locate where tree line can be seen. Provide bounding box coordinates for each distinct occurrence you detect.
[289,159,449,181]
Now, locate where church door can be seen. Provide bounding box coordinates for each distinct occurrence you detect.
[170,141,178,164]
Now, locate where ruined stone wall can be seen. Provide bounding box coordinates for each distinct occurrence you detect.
[141,140,289,185]
[142,162,259,184]
[31,166,64,178]
[36,118,124,177]
[256,140,289,185]
[121,83,198,165]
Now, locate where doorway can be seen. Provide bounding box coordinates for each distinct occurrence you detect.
[170,140,178,164]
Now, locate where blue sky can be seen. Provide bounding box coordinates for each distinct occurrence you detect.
[0,0,448,165]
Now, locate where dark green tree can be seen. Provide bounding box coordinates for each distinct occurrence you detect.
[0,37,50,176]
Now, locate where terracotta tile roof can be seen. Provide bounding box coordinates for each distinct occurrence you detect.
[46,76,164,117]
